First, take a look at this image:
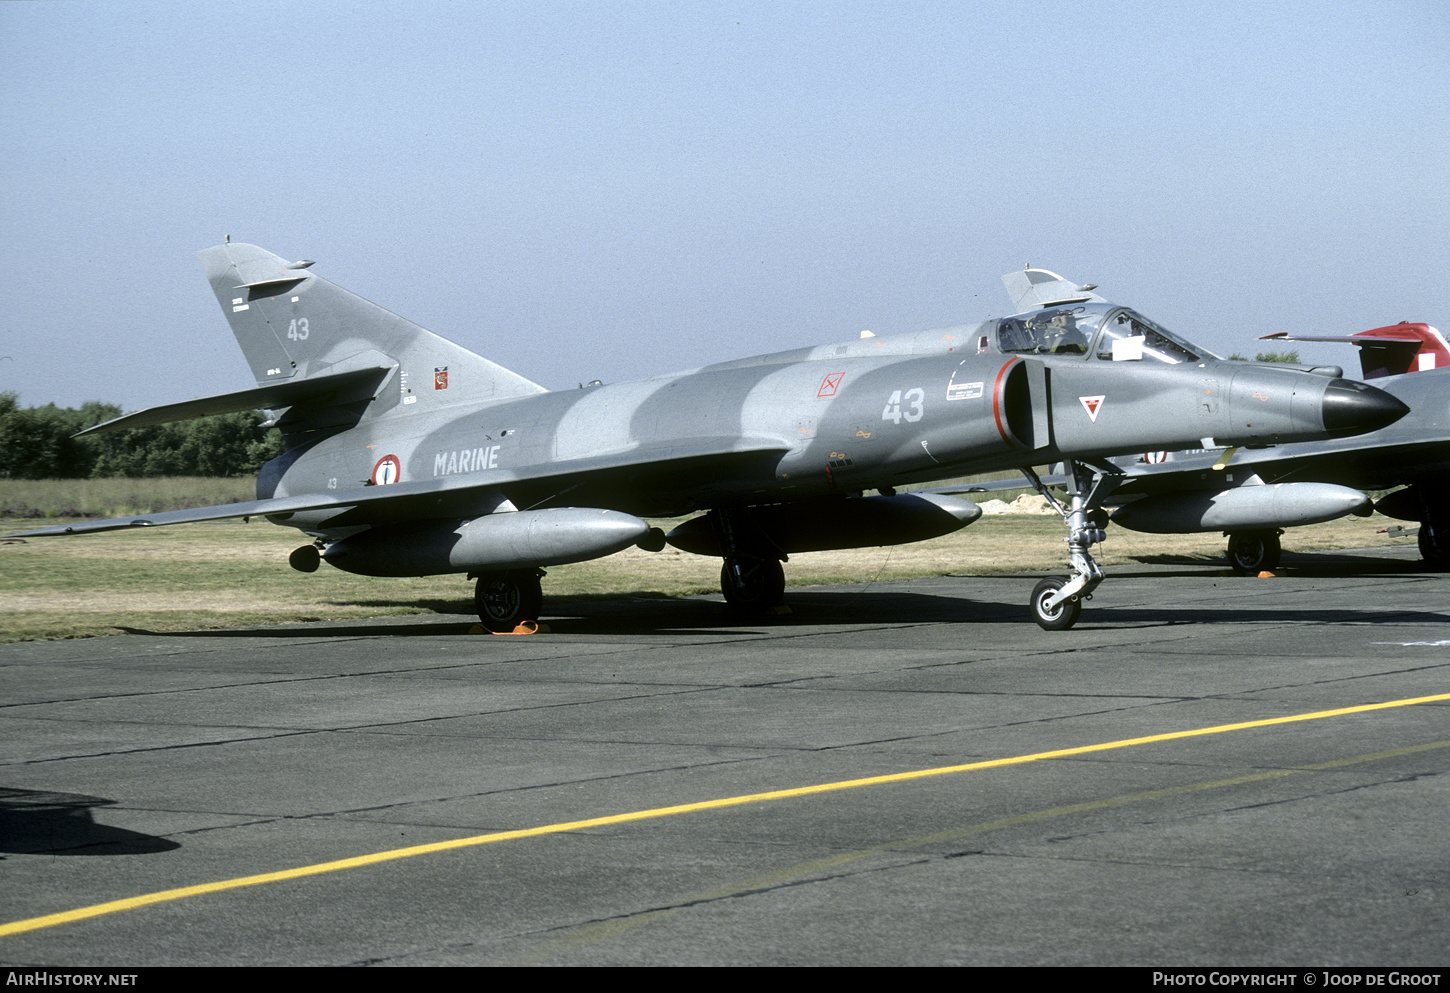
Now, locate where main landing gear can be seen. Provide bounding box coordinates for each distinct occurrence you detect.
[721,557,786,613]
[1417,488,1450,570]
[1225,530,1281,575]
[1023,461,1123,631]
[1419,521,1450,571]
[710,508,787,617]
[473,569,544,632]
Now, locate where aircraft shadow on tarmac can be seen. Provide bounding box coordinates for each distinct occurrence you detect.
[0,788,179,857]
[112,563,1450,638]
[115,590,1015,639]
[1122,548,1431,578]
[776,587,1450,629]
[1082,602,1450,626]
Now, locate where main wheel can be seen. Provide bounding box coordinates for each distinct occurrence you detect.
[1031,577,1082,631]
[1226,531,1281,575]
[720,557,786,616]
[474,569,544,632]
[1418,523,1450,570]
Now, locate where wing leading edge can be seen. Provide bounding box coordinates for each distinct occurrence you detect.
[4,437,792,538]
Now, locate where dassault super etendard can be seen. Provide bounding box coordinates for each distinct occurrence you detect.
[13,245,1408,629]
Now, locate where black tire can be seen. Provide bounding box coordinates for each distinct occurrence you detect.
[474,570,544,632]
[720,557,786,615]
[1226,531,1281,575]
[1031,577,1082,631]
[1419,523,1450,570]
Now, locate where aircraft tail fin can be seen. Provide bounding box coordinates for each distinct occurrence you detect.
[1259,324,1450,379]
[197,242,547,411]
[1350,323,1450,378]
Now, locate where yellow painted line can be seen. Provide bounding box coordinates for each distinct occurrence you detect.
[511,739,1450,963]
[3,691,1447,939]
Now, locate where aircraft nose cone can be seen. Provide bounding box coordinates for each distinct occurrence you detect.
[1321,379,1410,437]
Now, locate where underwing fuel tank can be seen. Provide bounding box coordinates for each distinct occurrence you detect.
[1110,483,1371,534]
[322,508,651,577]
[666,492,982,556]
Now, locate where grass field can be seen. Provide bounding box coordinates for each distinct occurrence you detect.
[0,477,256,519]
[0,509,1412,642]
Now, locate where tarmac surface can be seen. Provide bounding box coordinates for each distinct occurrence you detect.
[2,544,1448,966]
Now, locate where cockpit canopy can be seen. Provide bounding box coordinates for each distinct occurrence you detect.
[995,303,1210,364]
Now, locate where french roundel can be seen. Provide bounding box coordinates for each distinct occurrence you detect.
[371,454,402,486]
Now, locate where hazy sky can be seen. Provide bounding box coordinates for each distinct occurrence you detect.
[3,1,1448,410]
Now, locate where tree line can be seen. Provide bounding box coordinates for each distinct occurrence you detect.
[0,393,283,479]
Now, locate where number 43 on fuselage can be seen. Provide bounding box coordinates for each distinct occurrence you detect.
[12,248,1406,630]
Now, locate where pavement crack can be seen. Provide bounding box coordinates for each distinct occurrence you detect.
[534,853,940,933]
[5,728,321,766]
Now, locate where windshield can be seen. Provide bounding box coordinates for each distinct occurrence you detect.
[1091,309,1204,363]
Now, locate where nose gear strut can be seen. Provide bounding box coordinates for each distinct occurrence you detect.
[1022,460,1124,630]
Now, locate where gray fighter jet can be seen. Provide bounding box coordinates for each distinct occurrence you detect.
[9,247,1408,629]
[1097,322,1450,573]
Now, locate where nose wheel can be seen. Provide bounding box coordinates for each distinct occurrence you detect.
[1030,577,1082,630]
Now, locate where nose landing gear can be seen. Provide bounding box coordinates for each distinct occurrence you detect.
[1024,461,1123,631]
